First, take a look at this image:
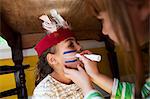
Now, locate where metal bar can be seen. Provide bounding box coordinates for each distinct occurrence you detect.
[0,65,29,75]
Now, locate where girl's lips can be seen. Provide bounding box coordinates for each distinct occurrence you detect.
[64,60,83,69]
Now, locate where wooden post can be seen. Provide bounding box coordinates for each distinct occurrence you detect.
[1,16,28,99]
[11,33,28,99]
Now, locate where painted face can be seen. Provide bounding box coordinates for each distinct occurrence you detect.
[55,37,83,69]
[97,12,119,44]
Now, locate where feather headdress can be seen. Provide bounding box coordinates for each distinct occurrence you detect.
[35,9,74,57]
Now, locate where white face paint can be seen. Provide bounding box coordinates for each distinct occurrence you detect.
[56,37,82,69]
[63,50,78,63]
[63,50,82,69]
[63,49,101,62]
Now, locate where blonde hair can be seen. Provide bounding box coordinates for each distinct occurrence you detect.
[87,0,146,96]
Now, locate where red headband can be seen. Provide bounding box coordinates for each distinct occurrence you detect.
[34,28,74,57]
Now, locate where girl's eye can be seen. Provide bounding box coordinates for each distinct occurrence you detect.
[68,42,74,48]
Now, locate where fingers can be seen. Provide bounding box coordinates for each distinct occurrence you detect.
[64,73,70,79]
[63,65,82,80]
[80,50,92,55]
[77,65,88,76]
[76,50,93,63]
[63,65,79,74]
[63,65,72,74]
[77,64,85,72]
[64,65,83,76]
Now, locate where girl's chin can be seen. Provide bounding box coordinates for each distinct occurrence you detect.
[64,61,83,69]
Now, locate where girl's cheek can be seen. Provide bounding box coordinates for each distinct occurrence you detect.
[63,50,82,68]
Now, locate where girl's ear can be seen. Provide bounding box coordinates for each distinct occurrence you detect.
[46,53,57,65]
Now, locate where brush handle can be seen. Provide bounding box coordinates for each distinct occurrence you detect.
[76,54,101,62]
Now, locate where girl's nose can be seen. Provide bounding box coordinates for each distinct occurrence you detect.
[76,43,82,51]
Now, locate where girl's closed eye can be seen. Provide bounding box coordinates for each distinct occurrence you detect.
[68,42,74,48]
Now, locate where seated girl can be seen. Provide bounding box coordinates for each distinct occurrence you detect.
[32,9,85,99]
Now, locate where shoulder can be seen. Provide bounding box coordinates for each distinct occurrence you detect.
[111,78,134,98]
[32,75,56,97]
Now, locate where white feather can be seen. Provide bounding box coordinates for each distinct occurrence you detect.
[39,9,70,34]
[50,9,69,28]
[50,9,58,17]
[39,15,51,24]
[42,22,57,33]
[39,15,57,33]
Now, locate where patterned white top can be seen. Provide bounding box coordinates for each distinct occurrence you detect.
[32,75,84,99]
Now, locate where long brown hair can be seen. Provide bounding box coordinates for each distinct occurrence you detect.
[35,46,56,85]
[86,0,146,97]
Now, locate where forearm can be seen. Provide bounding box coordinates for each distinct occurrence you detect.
[91,73,113,94]
[82,84,94,96]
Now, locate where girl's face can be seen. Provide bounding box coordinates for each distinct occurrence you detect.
[97,12,119,44]
[55,37,83,69]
